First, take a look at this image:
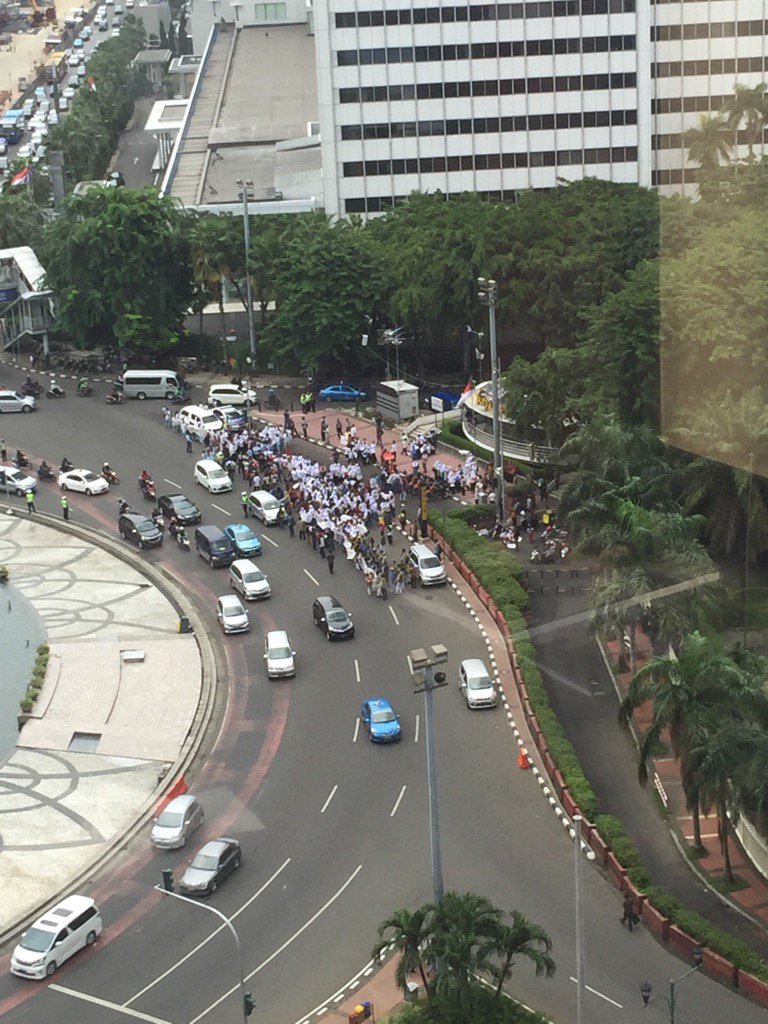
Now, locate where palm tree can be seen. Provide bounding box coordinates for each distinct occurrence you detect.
[684,115,732,170]
[723,84,768,161]
[372,905,432,1002]
[429,892,501,1023]
[488,911,555,998]
[619,632,746,849]
[693,726,744,886]
[591,566,653,673]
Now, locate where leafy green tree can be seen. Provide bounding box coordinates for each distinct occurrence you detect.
[0,192,46,249]
[502,347,589,447]
[188,213,243,342]
[268,216,383,373]
[619,632,748,849]
[429,892,501,1021]
[43,187,193,350]
[684,115,732,171]
[723,84,768,161]
[488,912,555,999]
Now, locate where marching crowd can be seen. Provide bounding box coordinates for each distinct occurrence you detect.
[167,410,492,598]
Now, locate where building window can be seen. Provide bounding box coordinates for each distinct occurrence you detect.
[254,2,286,20]
[335,1,636,29]
[336,35,634,67]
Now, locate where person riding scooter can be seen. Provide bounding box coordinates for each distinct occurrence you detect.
[77,377,93,397]
[38,460,54,481]
[60,457,74,473]
[15,450,29,468]
[102,462,119,485]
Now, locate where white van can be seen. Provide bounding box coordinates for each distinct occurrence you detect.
[179,404,223,441]
[409,543,447,586]
[247,489,283,525]
[122,369,181,400]
[264,629,295,678]
[11,895,102,979]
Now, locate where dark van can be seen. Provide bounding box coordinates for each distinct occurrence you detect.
[195,525,235,567]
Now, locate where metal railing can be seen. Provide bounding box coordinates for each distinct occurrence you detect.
[462,417,559,465]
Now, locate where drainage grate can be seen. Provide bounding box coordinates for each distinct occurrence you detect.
[68,732,102,753]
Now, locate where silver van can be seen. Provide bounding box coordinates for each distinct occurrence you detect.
[150,793,204,849]
[409,543,447,586]
[122,369,181,400]
[11,895,102,979]
[247,489,283,525]
[459,658,498,709]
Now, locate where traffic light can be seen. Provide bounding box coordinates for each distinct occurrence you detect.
[243,991,255,1017]
[161,869,175,892]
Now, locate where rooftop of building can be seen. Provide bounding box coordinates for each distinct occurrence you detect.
[166,22,321,209]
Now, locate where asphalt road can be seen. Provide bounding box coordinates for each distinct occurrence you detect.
[0,372,766,1024]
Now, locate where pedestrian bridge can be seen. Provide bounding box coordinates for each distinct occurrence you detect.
[0,246,55,354]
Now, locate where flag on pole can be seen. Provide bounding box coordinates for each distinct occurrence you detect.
[87,76,97,92]
[456,377,475,409]
[10,166,31,189]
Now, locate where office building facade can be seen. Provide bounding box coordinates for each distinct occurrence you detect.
[313,0,767,216]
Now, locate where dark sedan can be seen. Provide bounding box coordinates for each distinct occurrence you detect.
[158,493,202,525]
[179,837,241,896]
[312,595,355,640]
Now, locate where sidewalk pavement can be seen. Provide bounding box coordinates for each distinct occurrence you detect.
[607,631,768,937]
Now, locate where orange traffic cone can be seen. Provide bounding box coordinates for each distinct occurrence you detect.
[518,748,530,770]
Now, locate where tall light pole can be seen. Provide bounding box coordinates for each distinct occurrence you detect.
[409,644,448,906]
[157,874,253,1021]
[477,278,504,523]
[236,178,257,365]
[640,945,703,1023]
[573,815,586,1024]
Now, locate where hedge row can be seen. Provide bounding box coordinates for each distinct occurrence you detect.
[431,508,768,982]
[20,644,49,714]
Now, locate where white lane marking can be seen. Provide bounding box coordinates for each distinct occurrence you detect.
[354,659,360,683]
[389,606,400,626]
[414,713,420,744]
[406,654,413,675]
[262,533,279,548]
[211,503,231,516]
[321,785,338,813]
[390,785,406,817]
[189,865,364,1024]
[125,859,291,1005]
[304,568,320,586]
[163,478,181,488]
[353,717,360,743]
[569,978,623,1008]
[50,987,171,1023]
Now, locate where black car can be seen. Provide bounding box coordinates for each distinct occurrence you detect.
[158,493,202,525]
[119,512,163,549]
[179,837,242,896]
[312,595,355,640]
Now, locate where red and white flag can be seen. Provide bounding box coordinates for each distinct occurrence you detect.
[10,165,31,189]
[456,377,475,409]
[87,76,97,92]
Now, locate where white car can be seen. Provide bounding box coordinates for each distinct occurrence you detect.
[264,629,295,678]
[229,558,270,601]
[111,26,120,35]
[216,594,249,634]
[193,459,232,493]
[207,384,257,408]
[0,464,36,495]
[58,469,109,495]
[62,87,76,100]
[47,110,59,126]
[16,144,34,159]
[67,53,81,67]
[459,658,498,710]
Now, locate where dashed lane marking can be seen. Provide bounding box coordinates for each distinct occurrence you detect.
[304,569,320,586]
[262,533,280,548]
[390,785,406,817]
[163,478,181,488]
[389,606,400,626]
[320,785,338,813]
[354,659,361,683]
[352,717,360,743]
[414,713,420,744]
[211,503,231,516]
[568,978,623,1008]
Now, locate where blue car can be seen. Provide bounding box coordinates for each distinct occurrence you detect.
[224,523,262,557]
[318,384,367,403]
[361,698,401,743]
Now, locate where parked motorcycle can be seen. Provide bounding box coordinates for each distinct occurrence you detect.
[38,462,55,482]
[47,380,66,399]
[139,477,156,501]
[102,464,119,485]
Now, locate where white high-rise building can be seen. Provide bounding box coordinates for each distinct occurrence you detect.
[312,0,768,216]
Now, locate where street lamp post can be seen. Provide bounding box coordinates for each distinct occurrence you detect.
[157,877,252,1022]
[236,179,257,365]
[408,644,448,906]
[640,945,704,1023]
[477,278,504,524]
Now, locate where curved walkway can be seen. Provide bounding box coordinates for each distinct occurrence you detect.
[0,512,209,941]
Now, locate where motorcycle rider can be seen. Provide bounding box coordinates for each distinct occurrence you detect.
[39,459,53,479]
[102,461,117,483]
[77,377,91,395]
[117,497,130,515]
[60,457,73,473]
[15,449,29,468]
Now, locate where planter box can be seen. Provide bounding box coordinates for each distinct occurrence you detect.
[640,900,669,941]
[738,970,768,1008]
[702,948,737,988]
[605,851,627,889]
[477,586,490,609]
[562,787,579,819]
[543,749,556,779]
[552,769,566,800]
[588,828,609,866]
[668,923,700,960]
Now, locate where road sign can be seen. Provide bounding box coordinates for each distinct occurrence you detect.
[430,395,444,413]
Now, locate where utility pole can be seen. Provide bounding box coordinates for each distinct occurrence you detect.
[477,278,504,523]
[574,815,585,1024]
[409,645,448,905]
[236,179,257,364]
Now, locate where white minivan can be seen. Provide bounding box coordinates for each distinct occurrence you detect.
[179,404,224,441]
[121,369,181,400]
[247,489,283,524]
[11,895,102,979]
[409,543,447,586]
[264,629,295,678]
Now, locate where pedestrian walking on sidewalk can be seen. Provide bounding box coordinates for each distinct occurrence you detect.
[320,416,328,443]
[301,416,308,440]
[620,894,638,932]
[26,491,35,513]
[61,496,69,520]
[336,418,343,442]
